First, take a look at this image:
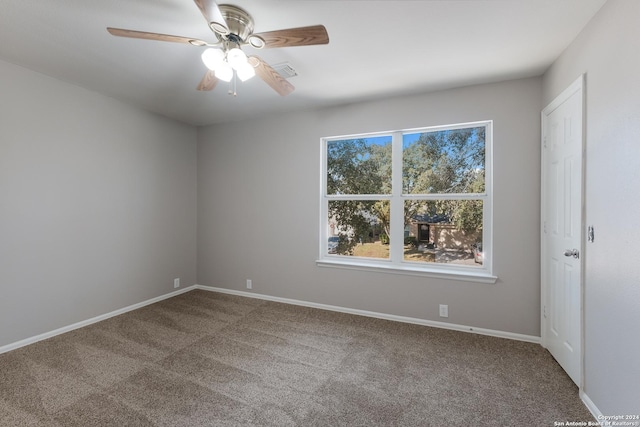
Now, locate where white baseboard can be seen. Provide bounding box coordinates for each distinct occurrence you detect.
[580,391,603,421]
[194,285,541,344]
[0,286,197,355]
[1,284,540,356]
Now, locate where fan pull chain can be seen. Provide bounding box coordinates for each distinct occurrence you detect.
[229,71,238,97]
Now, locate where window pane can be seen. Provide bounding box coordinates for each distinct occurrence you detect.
[327,136,392,195]
[403,200,483,266]
[328,200,390,259]
[403,127,485,195]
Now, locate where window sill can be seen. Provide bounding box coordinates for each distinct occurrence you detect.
[316,258,498,284]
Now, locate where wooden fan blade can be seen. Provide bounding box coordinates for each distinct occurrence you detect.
[197,70,219,91]
[249,56,295,96]
[107,28,210,46]
[253,25,329,49]
[193,0,229,35]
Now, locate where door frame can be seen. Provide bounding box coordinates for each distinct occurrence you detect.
[540,74,586,388]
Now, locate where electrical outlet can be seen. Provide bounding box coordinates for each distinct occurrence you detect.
[246,279,252,290]
[439,304,449,318]
[173,278,180,289]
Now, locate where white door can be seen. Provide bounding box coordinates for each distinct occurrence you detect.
[541,76,584,386]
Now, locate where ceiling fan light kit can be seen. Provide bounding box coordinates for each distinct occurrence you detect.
[107,0,329,96]
[202,44,256,83]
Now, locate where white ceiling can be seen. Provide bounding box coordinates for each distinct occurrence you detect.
[0,0,607,126]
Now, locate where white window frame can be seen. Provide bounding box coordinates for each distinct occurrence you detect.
[317,121,497,284]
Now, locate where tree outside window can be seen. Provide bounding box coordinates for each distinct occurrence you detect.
[322,122,491,272]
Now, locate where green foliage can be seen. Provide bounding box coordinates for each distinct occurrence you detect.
[404,236,418,247]
[403,127,485,232]
[327,138,391,253]
[327,127,485,246]
[334,233,355,255]
[371,200,390,237]
[329,200,377,254]
[446,169,485,232]
[379,233,389,245]
[327,138,391,196]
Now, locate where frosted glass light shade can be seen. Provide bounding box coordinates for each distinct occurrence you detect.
[236,62,255,81]
[227,48,248,70]
[215,61,233,82]
[201,48,224,71]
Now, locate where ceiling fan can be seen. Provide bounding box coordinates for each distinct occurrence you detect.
[107,0,329,96]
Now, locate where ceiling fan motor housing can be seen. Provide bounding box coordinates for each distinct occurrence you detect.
[216,5,254,42]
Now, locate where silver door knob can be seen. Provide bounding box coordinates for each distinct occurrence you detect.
[564,249,579,259]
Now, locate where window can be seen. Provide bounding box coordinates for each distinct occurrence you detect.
[318,121,495,283]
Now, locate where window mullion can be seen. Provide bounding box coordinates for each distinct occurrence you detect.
[326,194,392,201]
[402,193,487,200]
[390,131,404,264]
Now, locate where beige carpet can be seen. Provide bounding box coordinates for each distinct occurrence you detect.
[0,289,593,426]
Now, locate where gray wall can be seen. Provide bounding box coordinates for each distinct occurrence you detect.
[0,60,198,347]
[543,0,640,414]
[197,77,542,337]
